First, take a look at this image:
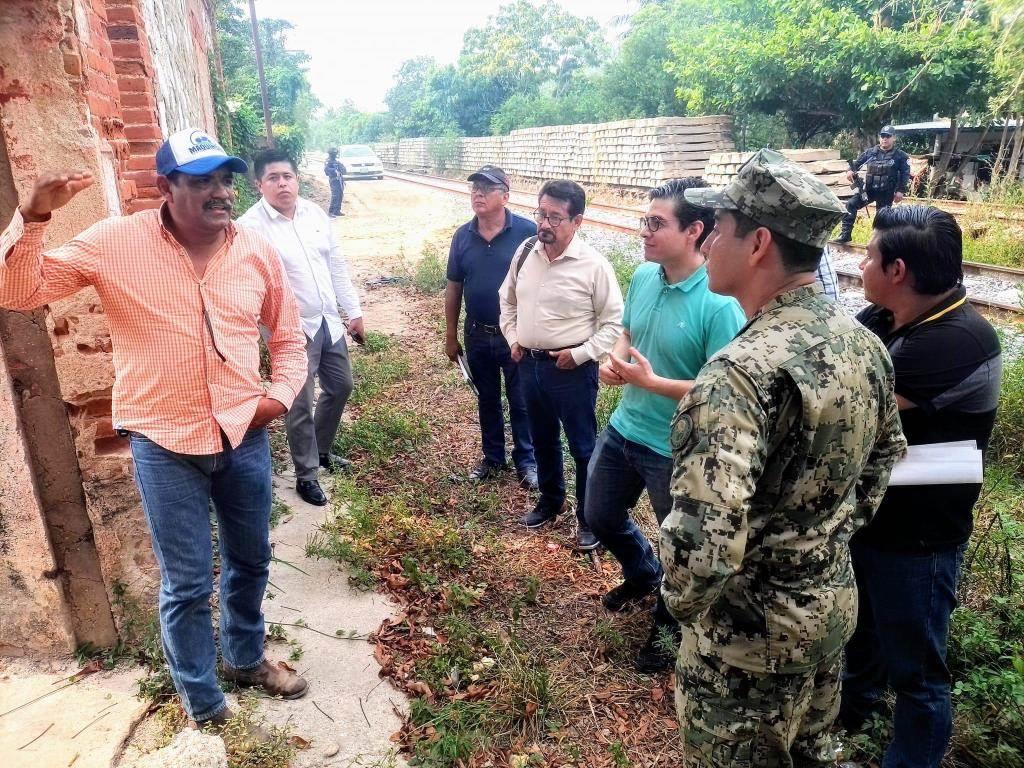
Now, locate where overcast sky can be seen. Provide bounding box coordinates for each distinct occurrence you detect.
[252,0,636,112]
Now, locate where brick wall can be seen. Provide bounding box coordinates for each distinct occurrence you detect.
[0,0,221,656]
[105,0,164,212]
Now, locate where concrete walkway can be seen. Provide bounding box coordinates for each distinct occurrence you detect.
[258,468,406,767]
[1,470,405,768]
[0,658,147,768]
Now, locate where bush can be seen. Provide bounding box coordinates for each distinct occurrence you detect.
[411,243,448,294]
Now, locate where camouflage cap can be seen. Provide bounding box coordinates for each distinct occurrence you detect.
[684,148,846,248]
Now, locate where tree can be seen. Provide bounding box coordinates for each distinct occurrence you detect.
[656,0,996,147]
[600,2,683,119]
[214,1,317,159]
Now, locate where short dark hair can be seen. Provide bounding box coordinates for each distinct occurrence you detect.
[649,177,715,246]
[727,210,823,273]
[538,179,586,218]
[254,150,297,180]
[872,205,963,295]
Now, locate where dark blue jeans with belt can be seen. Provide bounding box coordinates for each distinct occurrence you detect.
[518,353,598,520]
[464,319,535,472]
[841,538,966,768]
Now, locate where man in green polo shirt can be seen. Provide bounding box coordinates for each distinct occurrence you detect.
[583,177,745,672]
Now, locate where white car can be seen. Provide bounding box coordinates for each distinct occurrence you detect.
[338,144,384,180]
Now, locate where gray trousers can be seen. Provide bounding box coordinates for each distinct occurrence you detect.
[288,320,353,481]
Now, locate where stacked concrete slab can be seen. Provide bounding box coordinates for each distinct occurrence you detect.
[704,149,854,199]
[374,115,735,189]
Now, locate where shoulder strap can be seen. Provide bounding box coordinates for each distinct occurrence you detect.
[515,236,538,276]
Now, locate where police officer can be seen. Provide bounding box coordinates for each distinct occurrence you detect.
[662,149,908,767]
[324,147,345,217]
[836,125,910,242]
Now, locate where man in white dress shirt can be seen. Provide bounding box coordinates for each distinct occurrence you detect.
[238,150,365,506]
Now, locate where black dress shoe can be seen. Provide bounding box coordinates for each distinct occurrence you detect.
[520,501,564,528]
[517,466,539,490]
[319,452,352,472]
[602,580,659,612]
[296,479,327,506]
[468,460,506,481]
[635,621,681,673]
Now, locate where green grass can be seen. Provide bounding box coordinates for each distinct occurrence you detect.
[842,208,1024,268]
[333,404,430,468]
[946,467,1024,766]
[348,333,410,408]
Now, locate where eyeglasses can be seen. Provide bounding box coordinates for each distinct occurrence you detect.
[469,182,506,194]
[533,210,573,227]
[639,216,669,233]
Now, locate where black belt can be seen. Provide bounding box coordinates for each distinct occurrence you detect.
[523,343,584,359]
[467,318,502,335]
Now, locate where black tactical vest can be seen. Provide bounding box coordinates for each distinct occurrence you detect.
[865,149,900,192]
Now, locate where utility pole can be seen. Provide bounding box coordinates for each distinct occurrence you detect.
[248,0,274,147]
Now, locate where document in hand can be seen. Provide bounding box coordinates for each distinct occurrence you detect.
[887,440,983,486]
[457,353,479,397]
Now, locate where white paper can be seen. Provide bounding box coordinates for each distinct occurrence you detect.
[887,441,983,486]
[457,353,479,397]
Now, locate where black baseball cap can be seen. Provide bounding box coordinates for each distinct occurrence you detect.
[467,165,509,188]
[879,125,896,136]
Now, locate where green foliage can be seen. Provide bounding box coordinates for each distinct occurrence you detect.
[659,0,996,147]
[312,1,610,141]
[333,405,430,468]
[214,1,314,163]
[349,343,410,408]
[322,0,1018,159]
[410,243,448,295]
[946,468,1024,765]
[988,341,1024,472]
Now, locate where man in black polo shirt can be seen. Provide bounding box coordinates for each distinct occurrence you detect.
[445,165,538,488]
[844,206,1002,768]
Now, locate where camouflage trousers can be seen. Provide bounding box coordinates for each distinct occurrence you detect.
[676,637,841,768]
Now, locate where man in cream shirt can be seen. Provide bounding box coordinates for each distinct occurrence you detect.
[499,179,623,549]
[238,149,365,506]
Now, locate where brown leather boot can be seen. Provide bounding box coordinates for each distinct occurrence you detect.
[220,659,309,699]
[187,706,272,745]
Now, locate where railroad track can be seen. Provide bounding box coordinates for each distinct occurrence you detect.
[382,169,638,235]
[905,196,1024,223]
[382,168,1023,317]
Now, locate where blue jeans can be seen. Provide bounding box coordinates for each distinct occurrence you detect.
[465,320,534,472]
[841,539,966,768]
[131,428,272,721]
[519,355,598,521]
[585,425,675,623]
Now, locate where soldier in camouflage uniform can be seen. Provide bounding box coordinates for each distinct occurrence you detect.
[662,149,908,767]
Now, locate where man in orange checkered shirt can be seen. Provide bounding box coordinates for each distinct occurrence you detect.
[0,128,309,732]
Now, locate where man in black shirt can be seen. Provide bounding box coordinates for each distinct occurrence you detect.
[836,125,911,243]
[844,206,1002,768]
[324,148,345,217]
[445,166,538,488]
